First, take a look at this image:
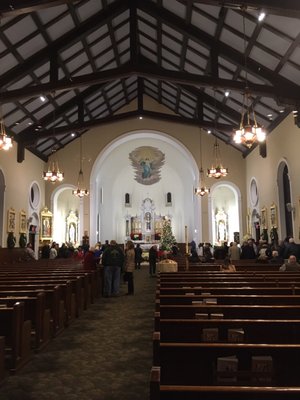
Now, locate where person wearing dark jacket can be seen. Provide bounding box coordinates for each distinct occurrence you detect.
[148,245,158,276]
[134,243,143,269]
[102,240,125,297]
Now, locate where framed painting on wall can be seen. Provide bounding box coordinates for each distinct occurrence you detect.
[270,203,277,228]
[19,210,27,233]
[40,207,53,240]
[261,207,267,229]
[7,208,16,233]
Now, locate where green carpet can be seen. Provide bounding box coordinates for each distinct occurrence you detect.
[0,265,156,400]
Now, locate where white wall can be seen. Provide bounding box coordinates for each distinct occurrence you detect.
[90,131,198,245]
[0,144,45,248]
[246,113,300,241]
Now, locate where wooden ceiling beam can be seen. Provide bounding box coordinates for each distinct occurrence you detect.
[0,0,79,17]
[139,1,297,92]
[21,109,233,145]
[0,0,128,89]
[1,61,300,106]
[189,1,300,18]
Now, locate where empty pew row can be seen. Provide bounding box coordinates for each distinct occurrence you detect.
[153,341,300,386]
[0,302,31,373]
[157,286,300,295]
[150,342,300,400]
[0,275,84,321]
[157,271,300,280]
[152,271,300,399]
[0,337,5,385]
[156,318,300,344]
[157,293,300,306]
[157,304,300,319]
[150,373,300,400]
[0,283,68,336]
[0,268,101,305]
[0,292,50,351]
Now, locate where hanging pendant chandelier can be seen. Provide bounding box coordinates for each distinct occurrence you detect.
[195,131,210,196]
[233,10,266,149]
[207,139,228,179]
[43,96,64,183]
[73,135,89,198]
[233,91,266,148]
[43,160,64,182]
[207,90,228,179]
[0,111,13,151]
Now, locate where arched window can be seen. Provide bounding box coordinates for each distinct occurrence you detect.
[125,193,131,206]
[166,192,172,206]
[283,165,293,238]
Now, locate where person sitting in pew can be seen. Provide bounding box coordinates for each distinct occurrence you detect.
[269,250,283,264]
[24,243,37,261]
[279,255,300,272]
[220,257,236,272]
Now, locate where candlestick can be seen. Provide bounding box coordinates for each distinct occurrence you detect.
[185,225,188,254]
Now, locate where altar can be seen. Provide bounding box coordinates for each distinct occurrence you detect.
[126,197,168,243]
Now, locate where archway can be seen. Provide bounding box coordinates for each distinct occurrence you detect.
[89,130,200,246]
[277,160,293,239]
[208,181,242,245]
[0,169,5,247]
[51,184,84,246]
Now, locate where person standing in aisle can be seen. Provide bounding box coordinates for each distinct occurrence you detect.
[134,243,143,269]
[102,240,125,297]
[124,240,135,295]
[149,245,158,277]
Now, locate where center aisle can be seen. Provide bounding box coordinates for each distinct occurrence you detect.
[0,264,157,400]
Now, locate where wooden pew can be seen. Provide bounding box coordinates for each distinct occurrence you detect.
[157,293,300,306]
[157,304,300,319]
[0,337,5,385]
[153,270,300,399]
[0,292,50,351]
[150,368,300,400]
[0,276,81,321]
[0,302,31,373]
[156,318,300,344]
[152,340,300,387]
[157,286,300,295]
[0,285,64,337]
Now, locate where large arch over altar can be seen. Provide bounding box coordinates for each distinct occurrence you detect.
[89,130,201,246]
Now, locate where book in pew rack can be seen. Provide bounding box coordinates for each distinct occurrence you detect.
[251,355,273,384]
[216,355,238,383]
[227,328,245,343]
[202,328,219,342]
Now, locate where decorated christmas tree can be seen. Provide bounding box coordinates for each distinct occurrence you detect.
[160,217,176,251]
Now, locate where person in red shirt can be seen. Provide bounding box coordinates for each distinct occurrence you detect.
[83,246,96,270]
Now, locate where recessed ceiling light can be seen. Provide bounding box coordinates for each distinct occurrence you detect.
[279,110,284,113]
[225,90,230,97]
[267,113,272,117]
[40,95,46,102]
[258,12,266,22]
[28,122,32,125]
[207,130,211,134]
[71,133,76,137]
[138,116,143,120]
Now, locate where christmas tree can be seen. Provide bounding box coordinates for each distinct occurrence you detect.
[160,217,176,251]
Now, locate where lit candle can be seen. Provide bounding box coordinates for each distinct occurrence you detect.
[185,225,188,254]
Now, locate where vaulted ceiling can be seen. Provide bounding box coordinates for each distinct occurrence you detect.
[1,0,300,162]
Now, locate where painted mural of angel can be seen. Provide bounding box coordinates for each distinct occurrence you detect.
[129,146,165,185]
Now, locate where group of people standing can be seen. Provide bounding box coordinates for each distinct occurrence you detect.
[101,240,144,297]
